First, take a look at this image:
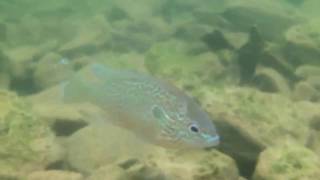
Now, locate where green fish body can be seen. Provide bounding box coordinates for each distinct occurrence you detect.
[62,64,219,148]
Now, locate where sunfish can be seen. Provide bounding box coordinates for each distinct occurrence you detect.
[62,63,219,148]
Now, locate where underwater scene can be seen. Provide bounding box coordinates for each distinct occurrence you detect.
[0,0,320,179]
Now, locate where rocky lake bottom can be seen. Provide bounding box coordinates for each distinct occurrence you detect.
[0,0,320,179]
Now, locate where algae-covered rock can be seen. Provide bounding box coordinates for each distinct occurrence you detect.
[202,29,234,51]
[203,87,309,147]
[27,170,84,180]
[306,76,320,90]
[108,16,171,53]
[66,124,157,174]
[145,40,234,88]
[174,21,212,43]
[58,15,111,57]
[0,49,11,89]
[253,143,320,180]
[0,90,62,178]
[33,52,74,89]
[295,65,320,80]
[292,81,318,101]
[33,53,73,89]
[4,41,58,94]
[284,20,320,67]
[6,46,42,76]
[307,113,320,156]
[88,149,241,180]
[159,150,240,180]
[88,159,166,180]
[293,68,320,100]
[197,86,310,176]
[112,0,162,21]
[253,67,290,94]
[221,3,301,41]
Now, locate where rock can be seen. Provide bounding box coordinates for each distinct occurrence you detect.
[27,86,104,138]
[88,150,240,180]
[0,73,10,90]
[253,67,290,94]
[6,8,81,46]
[88,165,124,180]
[27,170,84,180]
[258,51,297,82]
[173,21,212,42]
[5,14,43,45]
[66,119,241,179]
[193,4,231,26]
[197,87,311,177]
[202,29,234,51]
[0,90,63,177]
[5,41,58,94]
[6,44,39,94]
[58,15,111,57]
[112,0,162,21]
[88,159,166,180]
[105,5,129,22]
[66,124,157,174]
[222,4,300,41]
[295,65,320,80]
[284,20,320,67]
[33,52,74,89]
[306,76,320,90]
[145,40,232,88]
[156,0,197,23]
[284,41,320,68]
[161,150,240,180]
[6,46,42,76]
[292,81,318,101]
[116,158,166,180]
[307,114,320,156]
[0,49,11,89]
[253,143,320,180]
[107,17,171,53]
[306,130,320,156]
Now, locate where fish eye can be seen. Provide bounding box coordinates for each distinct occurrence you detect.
[189,124,199,133]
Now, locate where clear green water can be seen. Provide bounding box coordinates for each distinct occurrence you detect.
[0,0,320,179]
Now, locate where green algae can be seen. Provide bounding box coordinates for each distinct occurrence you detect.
[145,40,234,89]
[199,87,309,147]
[0,90,54,177]
[254,144,320,180]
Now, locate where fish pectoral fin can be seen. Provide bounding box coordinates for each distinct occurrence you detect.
[75,103,113,125]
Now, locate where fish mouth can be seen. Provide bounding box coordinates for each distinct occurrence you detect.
[207,135,220,146]
[201,133,220,147]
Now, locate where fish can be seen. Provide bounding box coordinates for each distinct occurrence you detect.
[62,63,219,148]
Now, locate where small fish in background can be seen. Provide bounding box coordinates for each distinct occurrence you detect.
[61,63,220,149]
